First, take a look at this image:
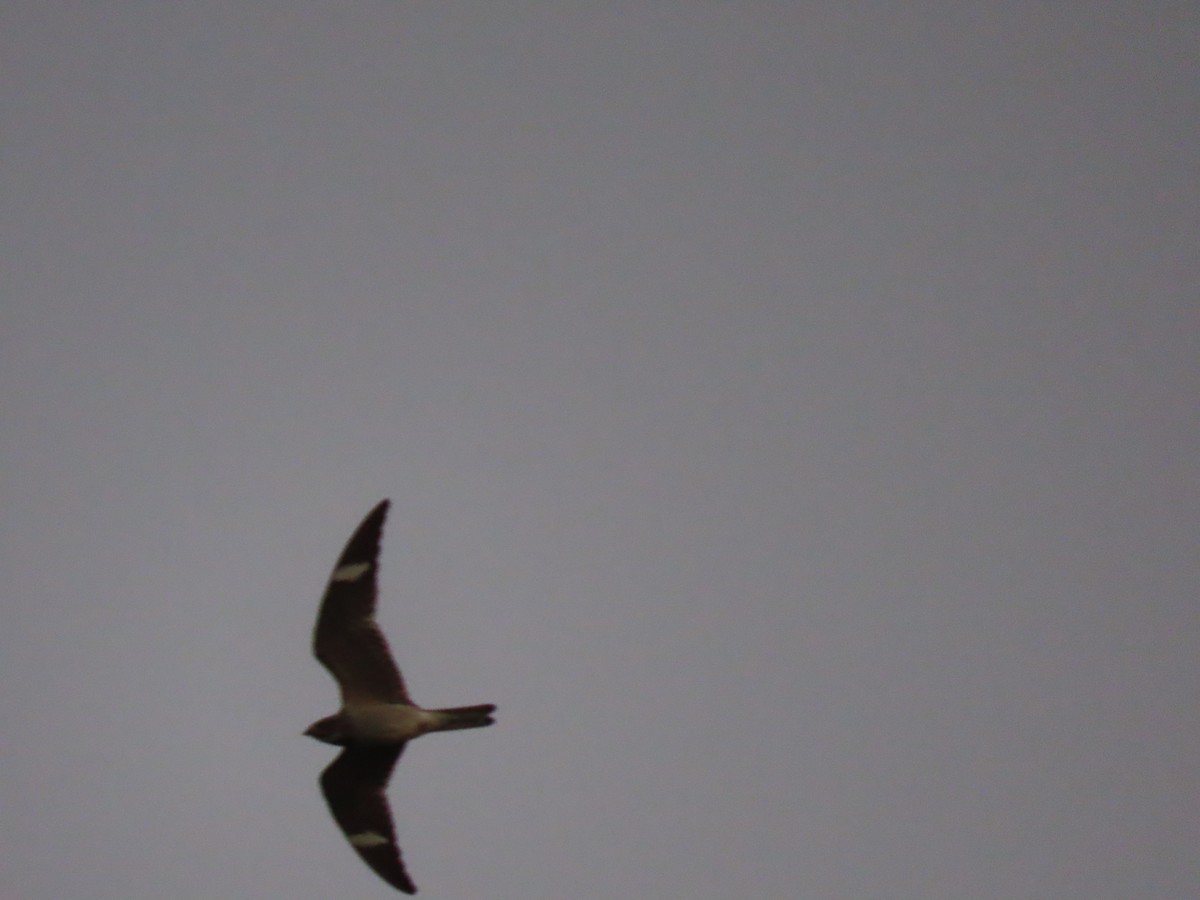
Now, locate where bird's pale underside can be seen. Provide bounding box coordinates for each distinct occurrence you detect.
[305,499,495,894]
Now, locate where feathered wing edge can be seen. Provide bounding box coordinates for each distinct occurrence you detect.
[319,745,416,894]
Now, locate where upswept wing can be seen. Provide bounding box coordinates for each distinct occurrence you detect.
[319,745,415,894]
[313,499,411,705]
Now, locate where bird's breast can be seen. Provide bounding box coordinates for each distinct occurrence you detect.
[344,703,438,743]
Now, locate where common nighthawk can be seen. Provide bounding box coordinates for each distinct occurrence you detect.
[305,500,495,894]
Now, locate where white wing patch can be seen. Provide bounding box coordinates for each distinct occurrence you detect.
[348,830,390,848]
[331,562,372,582]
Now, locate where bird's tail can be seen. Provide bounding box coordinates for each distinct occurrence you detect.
[429,704,496,731]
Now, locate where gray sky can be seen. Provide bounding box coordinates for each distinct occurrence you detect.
[3,3,1198,898]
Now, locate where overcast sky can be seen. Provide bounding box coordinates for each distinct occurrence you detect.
[3,4,1198,898]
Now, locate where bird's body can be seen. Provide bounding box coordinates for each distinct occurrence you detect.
[305,499,495,894]
[307,702,495,745]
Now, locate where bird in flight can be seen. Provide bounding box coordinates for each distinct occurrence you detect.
[305,499,496,894]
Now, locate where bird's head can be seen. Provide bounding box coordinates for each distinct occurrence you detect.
[304,713,350,746]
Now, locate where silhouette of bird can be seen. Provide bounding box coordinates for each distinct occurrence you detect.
[305,500,495,894]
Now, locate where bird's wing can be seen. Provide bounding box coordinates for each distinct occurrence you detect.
[319,745,415,894]
[313,500,410,705]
